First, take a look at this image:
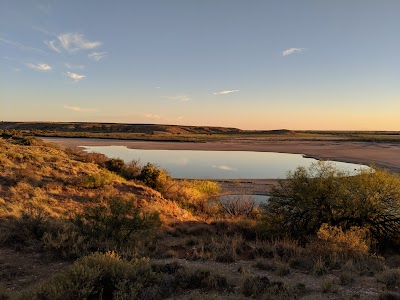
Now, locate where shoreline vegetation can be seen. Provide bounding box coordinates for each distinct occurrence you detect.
[1,127,400,299]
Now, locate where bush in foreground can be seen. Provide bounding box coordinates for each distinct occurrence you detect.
[262,162,400,245]
[23,253,228,300]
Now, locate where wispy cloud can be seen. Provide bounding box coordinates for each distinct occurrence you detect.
[32,25,55,36]
[282,48,305,56]
[212,165,237,171]
[66,71,85,82]
[65,63,85,70]
[0,37,46,54]
[44,40,61,53]
[163,95,191,102]
[88,51,106,61]
[64,105,96,112]
[26,63,52,71]
[46,32,102,53]
[213,90,240,95]
[59,32,101,52]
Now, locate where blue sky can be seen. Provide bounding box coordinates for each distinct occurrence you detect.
[1,0,399,130]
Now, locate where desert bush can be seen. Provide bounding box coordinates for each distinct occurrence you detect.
[309,223,370,260]
[81,170,120,188]
[262,162,400,244]
[74,197,160,248]
[22,252,159,300]
[105,158,126,173]
[219,195,256,218]
[137,163,171,193]
[0,205,52,248]
[121,160,141,180]
[66,147,108,166]
[42,222,90,258]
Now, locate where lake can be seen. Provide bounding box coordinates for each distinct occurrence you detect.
[81,145,368,179]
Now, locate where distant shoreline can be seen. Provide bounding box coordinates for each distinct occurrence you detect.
[42,137,400,175]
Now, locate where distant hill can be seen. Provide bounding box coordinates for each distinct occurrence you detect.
[0,122,297,135]
[0,122,245,135]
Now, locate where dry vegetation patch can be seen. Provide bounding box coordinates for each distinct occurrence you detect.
[1,136,400,299]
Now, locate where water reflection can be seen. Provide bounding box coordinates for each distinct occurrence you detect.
[81,146,368,179]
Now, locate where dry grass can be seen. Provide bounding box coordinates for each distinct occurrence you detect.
[0,136,398,299]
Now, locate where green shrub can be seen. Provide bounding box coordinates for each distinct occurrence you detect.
[105,158,126,173]
[81,170,119,188]
[262,162,400,244]
[121,160,141,180]
[137,163,171,193]
[22,252,157,300]
[74,197,160,248]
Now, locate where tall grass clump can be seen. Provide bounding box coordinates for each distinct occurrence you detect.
[164,180,221,215]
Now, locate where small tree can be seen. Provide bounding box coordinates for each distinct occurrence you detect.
[262,162,400,243]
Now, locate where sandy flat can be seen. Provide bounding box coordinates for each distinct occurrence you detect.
[42,137,400,173]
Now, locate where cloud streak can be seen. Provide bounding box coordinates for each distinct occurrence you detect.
[44,40,61,53]
[26,63,52,71]
[64,105,96,112]
[0,37,47,54]
[282,48,305,56]
[45,32,102,53]
[88,51,106,61]
[213,90,240,95]
[163,95,191,102]
[66,71,85,82]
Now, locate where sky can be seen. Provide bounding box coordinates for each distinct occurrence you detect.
[1,0,400,130]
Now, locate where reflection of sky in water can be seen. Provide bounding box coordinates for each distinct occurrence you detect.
[81,146,369,179]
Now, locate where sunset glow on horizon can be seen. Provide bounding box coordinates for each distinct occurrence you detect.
[1,1,399,131]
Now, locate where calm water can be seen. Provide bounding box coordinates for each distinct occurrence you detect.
[81,145,368,179]
[220,194,270,205]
